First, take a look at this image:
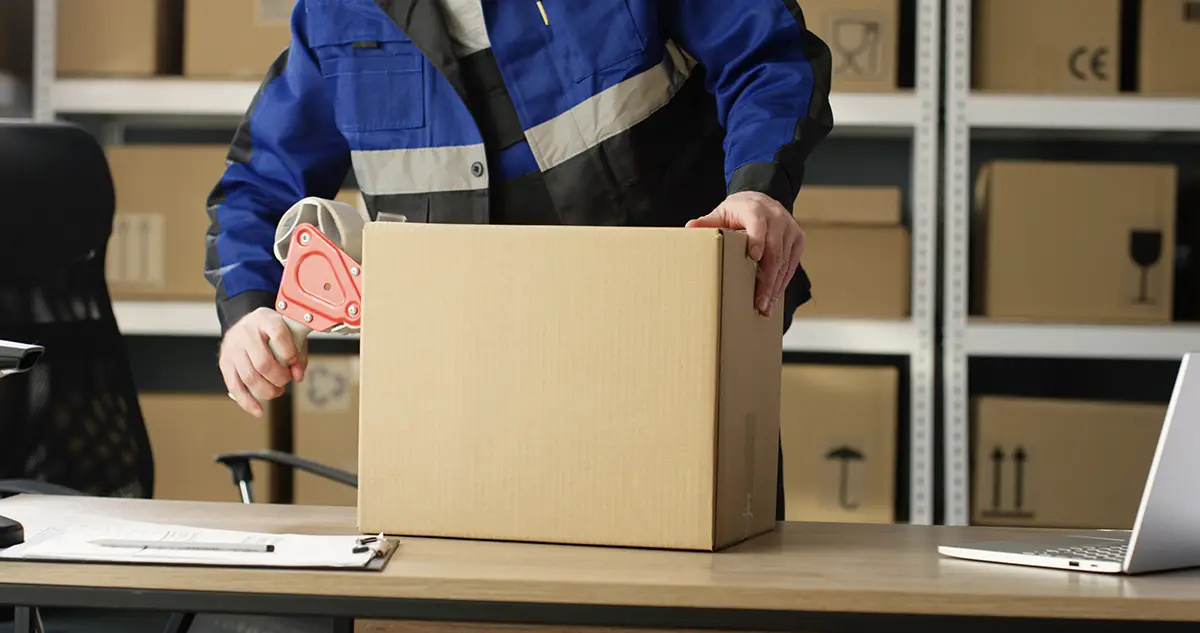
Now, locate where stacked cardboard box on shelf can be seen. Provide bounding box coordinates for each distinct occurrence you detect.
[55,0,292,79]
[974,0,1200,97]
[293,355,360,507]
[1138,1,1200,97]
[797,0,900,92]
[972,160,1178,323]
[184,0,293,79]
[780,364,899,524]
[792,186,910,319]
[140,392,286,503]
[971,396,1164,530]
[57,0,182,77]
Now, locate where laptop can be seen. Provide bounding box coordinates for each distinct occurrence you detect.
[938,352,1200,575]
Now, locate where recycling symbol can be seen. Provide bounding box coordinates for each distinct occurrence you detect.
[305,365,347,409]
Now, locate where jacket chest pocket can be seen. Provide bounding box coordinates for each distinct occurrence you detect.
[314,39,425,133]
[541,0,648,82]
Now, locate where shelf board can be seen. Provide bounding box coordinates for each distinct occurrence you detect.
[965,321,1200,361]
[828,91,922,132]
[53,78,259,117]
[52,79,920,131]
[784,317,918,355]
[966,94,1200,134]
[114,301,917,354]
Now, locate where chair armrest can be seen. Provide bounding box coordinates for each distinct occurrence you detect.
[214,450,358,489]
[0,479,87,496]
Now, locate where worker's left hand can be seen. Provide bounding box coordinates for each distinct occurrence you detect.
[686,191,805,318]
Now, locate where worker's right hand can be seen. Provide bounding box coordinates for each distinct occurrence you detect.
[219,307,307,418]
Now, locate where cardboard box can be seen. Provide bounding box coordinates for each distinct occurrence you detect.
[972,396,1165,529]
[358,224,784,551]
[1138,0,1200,97]
[974,0,1120,95]
[793,185,903,226]
[797,0,899,92]
[795,225,910,318]
[973,161,1178,323]
[104,145,229,301]
[294,355,360,507]
[57,0,181,77]
[184,0,293,79]
[139,393,281,503]
[780,364,898,524]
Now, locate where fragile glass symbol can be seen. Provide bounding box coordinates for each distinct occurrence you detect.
[831,18,882,77]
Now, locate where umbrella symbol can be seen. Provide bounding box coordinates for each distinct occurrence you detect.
[825,445,865,510]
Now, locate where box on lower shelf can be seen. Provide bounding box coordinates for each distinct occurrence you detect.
[139,391,287,503]
[293,355,360,507]
[780,363,899,524]
[971,396,1164,530]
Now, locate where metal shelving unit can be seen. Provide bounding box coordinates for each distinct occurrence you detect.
[942,0,1200,526]
[32,0,942,525]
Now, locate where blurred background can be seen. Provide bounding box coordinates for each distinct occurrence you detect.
[0,0,1196,530]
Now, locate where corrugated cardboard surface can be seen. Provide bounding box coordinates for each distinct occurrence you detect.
[57,0,181,77]
[973,161,1177,323]
[140,393,280,503]
[972,396,1165,530]
[1139,0,1200,97]
[795,226,910,318]
[974,0,1120,94]
[294,355,360,507]
[184,0,293,79]
[358,224,782,551]
[799,0,899,92]
[780,364,898,524]
[105,145,229,301]
[793,186,903,226]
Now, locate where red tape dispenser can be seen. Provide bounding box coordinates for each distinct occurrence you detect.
[275,222,363,334]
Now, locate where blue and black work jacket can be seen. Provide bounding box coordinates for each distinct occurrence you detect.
[205,0,834,332]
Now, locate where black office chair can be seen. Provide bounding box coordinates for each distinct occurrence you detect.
[0,120,357,633]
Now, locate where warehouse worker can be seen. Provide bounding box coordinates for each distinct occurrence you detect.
[206,0,833,519]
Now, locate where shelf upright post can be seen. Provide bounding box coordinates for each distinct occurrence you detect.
[905,0,942,527]
[32,0,56,123]
[942,0,973,527]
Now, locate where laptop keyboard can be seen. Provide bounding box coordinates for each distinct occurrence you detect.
[1023,543,1128,563]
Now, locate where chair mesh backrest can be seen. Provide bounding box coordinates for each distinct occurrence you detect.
[0,121,153,498]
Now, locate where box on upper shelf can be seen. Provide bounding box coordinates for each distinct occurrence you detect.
[294,355,360,507]
[799,0,899,93]
[357,223,784,551]
[57,0,182,77]
[1138,0,1200,97]
[184,0,293,80]
[792,186,910,319]
[780,364,898,525]
[973,0,1121,95]
[971,396,1164,530]
[140,392,286,504]
[972,160,1177,324]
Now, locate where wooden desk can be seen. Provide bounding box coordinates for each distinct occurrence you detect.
[1,496,1199,633]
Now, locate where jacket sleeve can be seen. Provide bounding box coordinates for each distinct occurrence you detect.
[204,0,351,334]
[661,0,834,209]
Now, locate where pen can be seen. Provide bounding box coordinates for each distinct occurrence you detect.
[89,539,275,553]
